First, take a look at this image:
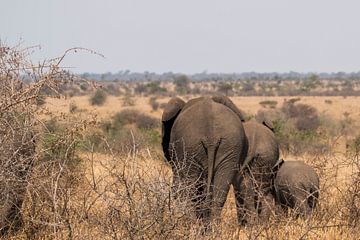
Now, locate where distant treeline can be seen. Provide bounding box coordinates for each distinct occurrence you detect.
[80,71,360,82]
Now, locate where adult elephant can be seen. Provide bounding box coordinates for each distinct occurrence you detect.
[272,160,320,218]
[162,96,248,226]
[233,119,279,226]
[0,130,35,236]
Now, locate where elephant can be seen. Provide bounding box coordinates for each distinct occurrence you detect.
[272,160,320,218]
[232,119,279,226]
[0,130,35,236]
[161,96,248,227]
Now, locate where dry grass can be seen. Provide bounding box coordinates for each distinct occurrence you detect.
[3,42,360,239]
[7,146,360,239]
[45,95,360,123]
[31,94,360,239]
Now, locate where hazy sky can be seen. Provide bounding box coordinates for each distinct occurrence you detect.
[1,0,360,73]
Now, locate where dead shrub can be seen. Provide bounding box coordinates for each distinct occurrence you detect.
[0,42,93,238]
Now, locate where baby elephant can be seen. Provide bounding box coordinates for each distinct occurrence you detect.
[273,160,320,218]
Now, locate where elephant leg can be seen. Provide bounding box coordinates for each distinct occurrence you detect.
[258,193,275,222]
[233,174,257,226]
[291,188,313,218]
[247,164,275,223]
[209,175,232,226]
[192,180,210,222]
[295,195,312,219]
[255,180,275,223]
[308,187,319,210]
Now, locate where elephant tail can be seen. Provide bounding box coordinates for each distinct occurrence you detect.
[202,138,222,200]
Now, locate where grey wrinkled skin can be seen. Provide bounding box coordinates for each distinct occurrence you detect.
[233,120,279,226]
[162,96,248,227]
[273,160,320,218]
[0,131,35,236]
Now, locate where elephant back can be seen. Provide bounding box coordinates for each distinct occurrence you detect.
[275,161,319,190]
[243,120,279,167]
[170,98,247,165]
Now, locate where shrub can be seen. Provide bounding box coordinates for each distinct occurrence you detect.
[281,100,320,132]
[90,89,107,106]
[174,75,190,94]
[134,83,147,95]
[293,104,320,131]
[325,99,333,104]
[0,42,87,237]
[113,109,158,130]
[149,97,160,111]
[348,135,360,154]
[159,102,168,109]
[105,83,121,96]
[121,94,135,106]
[146,82,167,95]
[69,101,78,113]
[272,101,327,155]
[80,83,89,92]
[259,100,278,108]
[35,95,46,106]
[241,81,255,92]
[218,82,233,96]
[97,110,160,154]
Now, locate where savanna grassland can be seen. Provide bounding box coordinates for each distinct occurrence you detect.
[34,93,360,239]
[2,44,360,239]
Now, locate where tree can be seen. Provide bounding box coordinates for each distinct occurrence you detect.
[218,82,233,96]
[174,75,190,94]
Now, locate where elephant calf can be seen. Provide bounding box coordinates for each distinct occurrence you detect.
[272,160,320,218]
[233,119,279,226]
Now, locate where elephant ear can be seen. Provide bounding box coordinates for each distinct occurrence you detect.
[256,114,275,132]
[161,97,186,161]
[211,95,245,122]
[262,119,274,132]
[255,112,274,132]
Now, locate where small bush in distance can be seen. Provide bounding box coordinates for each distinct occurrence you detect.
[325,99,332,104]
[69,101,78,113]
[149,97,159,111]
[113,109,158,130]
[122,94,135,106]
[259,100,278,108]
[294,103,320,131]
[35,95,46,106]
[90,89,107,106]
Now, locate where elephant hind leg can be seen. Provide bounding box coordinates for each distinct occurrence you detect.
[193,182,211,222]
[233,175,257,226]
[307,188,319,209]
[258,193,275,222]
[293,190,313,219]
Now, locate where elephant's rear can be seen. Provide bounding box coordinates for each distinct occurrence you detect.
[275,161,320,217]
[170,98,247,173]
[170,98,247,222]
